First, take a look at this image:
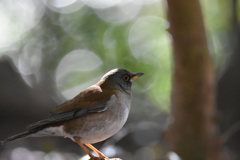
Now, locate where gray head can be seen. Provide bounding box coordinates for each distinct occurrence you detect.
[100,68,144,93]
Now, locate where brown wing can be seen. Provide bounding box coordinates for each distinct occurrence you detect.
[26,85,117,130]
[51,85,116,113]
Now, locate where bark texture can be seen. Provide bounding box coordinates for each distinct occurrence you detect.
[165,1,221,160]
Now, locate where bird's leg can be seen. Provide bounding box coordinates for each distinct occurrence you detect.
[85,143,110,160]
[74,138,103,160]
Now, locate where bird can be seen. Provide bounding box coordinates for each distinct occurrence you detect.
[1,68,144,160]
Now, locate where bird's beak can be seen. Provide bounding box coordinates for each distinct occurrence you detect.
[131,72,144,81]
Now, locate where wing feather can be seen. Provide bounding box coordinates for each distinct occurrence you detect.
[26,85,116,130]
[26,103,107,130]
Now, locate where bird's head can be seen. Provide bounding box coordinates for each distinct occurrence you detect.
[98,68,144,93]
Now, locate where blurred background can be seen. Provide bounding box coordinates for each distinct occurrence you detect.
[0,0,239,160]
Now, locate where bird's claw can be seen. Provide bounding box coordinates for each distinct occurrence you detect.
[88,156,108,160]
[89,157,121,160]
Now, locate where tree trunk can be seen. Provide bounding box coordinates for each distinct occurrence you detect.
[165,1,222,160]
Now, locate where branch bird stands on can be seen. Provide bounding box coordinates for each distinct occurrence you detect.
[1,68,144,160]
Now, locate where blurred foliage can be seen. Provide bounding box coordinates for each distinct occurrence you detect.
[0,0,234,113]
[1,1,239,160]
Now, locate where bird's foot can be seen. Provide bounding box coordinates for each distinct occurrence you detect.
[88,156,121,160]
[89,157,104,160]
[88,154,108,160]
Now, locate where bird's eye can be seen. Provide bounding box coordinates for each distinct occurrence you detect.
[123,75,130,81]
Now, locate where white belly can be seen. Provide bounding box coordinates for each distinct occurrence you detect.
[78,94,131,144]
[79,107,129,143]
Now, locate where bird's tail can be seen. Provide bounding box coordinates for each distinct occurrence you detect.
[1,129,39,145]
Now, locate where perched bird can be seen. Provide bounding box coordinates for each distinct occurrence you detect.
[1,68,144,160]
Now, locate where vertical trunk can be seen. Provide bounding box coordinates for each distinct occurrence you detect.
[165,1,221,159]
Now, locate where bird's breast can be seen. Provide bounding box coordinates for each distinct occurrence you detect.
[63,92,131,144]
